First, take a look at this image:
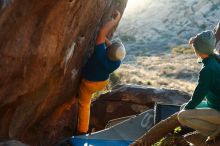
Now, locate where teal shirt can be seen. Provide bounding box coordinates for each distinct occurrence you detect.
[184,56,220,111]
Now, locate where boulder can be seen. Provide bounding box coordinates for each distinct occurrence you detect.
[0,0,127,145]
[0,140,29,146]
[90,84,190,130]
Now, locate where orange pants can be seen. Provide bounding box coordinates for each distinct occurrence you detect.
[77,79,108,133]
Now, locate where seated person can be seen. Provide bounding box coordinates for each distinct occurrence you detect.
[77,10,126,134]
[178,30,220,144]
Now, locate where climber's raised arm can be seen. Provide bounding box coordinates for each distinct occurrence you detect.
[105,37,112,47]
[77,10,125,135]
[96,10,121,45]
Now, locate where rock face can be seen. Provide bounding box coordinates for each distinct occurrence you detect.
[116,0,220,54]
[90,84,190,131]
[0,140,29,146]
[0,0,127,145]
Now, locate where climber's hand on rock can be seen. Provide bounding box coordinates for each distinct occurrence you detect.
[105,37,112,47]
[100,10,121,35]
[112,10,121,24]
[96,10,121,45]
[189,36,196,47]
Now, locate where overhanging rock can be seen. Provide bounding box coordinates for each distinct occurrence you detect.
[0,0,127,145]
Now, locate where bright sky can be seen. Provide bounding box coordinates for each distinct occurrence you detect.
[125,0,148,13]
[123,0,153,17]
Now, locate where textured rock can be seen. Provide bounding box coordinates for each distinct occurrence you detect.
[116,0,220,54]
[0,0,127,145]
[90,84,190,130]
[0,140,29,146]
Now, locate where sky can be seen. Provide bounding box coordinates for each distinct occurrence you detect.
[125,0,149,14]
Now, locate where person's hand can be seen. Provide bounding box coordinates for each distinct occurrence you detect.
[99,10,121,36]
[112,10,121,24]
[96,10,121,44]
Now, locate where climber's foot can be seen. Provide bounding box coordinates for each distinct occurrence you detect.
[74,131,88,136]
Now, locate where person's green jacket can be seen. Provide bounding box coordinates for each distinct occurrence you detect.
[184,56,220,111]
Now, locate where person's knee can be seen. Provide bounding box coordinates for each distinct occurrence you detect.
[178,110,188,126]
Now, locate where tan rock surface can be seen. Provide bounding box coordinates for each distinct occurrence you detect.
[0,0,127,145]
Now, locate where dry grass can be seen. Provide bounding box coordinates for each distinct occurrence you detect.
[171,45,194,54]
[115,54,200,94]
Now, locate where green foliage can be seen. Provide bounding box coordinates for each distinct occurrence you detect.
[119,33,136,42]
[92,73,121,99]
[152,135,184,146]
[152,127,182,146]
[93,90,110,99]
[211,4,219,11]
[152,137,166,146]
[109,72,121,87]
[171,45,194,54]
[174,126,182,134]
[147,81,152,85]
[199,24,207,30]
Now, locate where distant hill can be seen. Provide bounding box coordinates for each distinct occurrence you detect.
[115,0,220,55]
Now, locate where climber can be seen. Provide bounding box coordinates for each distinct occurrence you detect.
[214,21,220,53]
[178,30,220,144]
[76,10,126,135]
